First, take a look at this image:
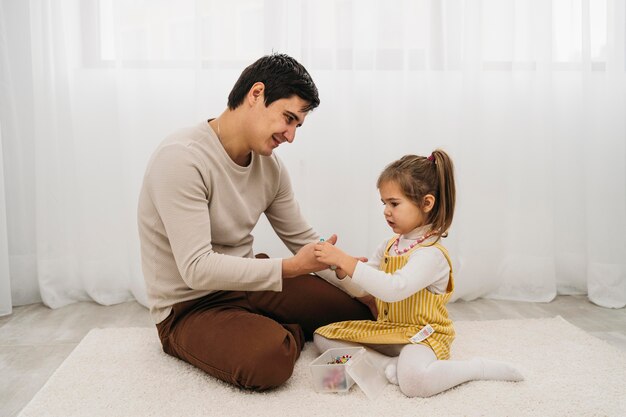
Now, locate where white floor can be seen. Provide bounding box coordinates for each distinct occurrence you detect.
[1,295,625,417]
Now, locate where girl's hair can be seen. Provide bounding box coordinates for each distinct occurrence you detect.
[377,149,456,243]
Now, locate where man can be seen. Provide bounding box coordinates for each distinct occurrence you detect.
[137,53,373,390]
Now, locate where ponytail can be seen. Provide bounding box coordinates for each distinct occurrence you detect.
[429,149,456,242]
[377,149,456,244]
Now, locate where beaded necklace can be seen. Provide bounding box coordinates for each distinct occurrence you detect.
[392,231,436,255]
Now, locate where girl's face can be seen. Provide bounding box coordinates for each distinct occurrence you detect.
[379,180,429,235]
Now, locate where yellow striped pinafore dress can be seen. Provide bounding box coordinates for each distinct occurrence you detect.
[315,236,455,360]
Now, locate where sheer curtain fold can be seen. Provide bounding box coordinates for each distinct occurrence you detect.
[1,0,17,314]
[0,0,624,311]
[0,124,11,316]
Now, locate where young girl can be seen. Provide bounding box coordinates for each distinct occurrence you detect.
[313,150,523,397]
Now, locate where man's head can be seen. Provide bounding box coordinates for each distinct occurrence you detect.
[227,53,320,112]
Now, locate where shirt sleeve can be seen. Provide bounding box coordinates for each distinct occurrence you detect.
[351,244,450,302]
[145,144,282,292]
[263,157,318,253]
[315,269,369,298]
[263,157,367,297]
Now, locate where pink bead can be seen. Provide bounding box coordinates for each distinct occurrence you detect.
[392,232,436,255]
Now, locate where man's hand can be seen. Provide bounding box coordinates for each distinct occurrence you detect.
[282,234,338,278]
[334,268,348,279]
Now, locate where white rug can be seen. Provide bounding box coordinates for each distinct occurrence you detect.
[18,317,626,417]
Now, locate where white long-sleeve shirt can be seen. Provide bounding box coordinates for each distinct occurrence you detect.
[350,225,450,303]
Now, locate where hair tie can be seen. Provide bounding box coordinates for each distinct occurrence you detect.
[427,154,435,162]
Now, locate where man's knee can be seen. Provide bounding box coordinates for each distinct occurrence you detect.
[234,331,300,391]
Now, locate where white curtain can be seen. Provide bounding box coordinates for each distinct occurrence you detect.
[0,0,624,313]
[0,122,11,316]
[0,1,13,315]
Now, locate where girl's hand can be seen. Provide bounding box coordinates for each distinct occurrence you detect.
[334,256,367,279]
[313,241,345,267]
[314,242,359,277]
[283,235,339,278]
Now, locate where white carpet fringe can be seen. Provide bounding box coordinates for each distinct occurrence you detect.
[18,317,626,417]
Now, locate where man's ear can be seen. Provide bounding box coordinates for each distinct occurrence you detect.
[422,194,436,213]
[247,82,265,106]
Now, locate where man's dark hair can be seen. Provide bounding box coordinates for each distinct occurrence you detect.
[227,53,320,112]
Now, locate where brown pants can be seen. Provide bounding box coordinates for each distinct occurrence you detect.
[156,274,373,391]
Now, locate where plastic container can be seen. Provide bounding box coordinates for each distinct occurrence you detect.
[309,347,388,399]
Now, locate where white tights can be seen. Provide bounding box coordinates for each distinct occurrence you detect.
[313,334,523,398]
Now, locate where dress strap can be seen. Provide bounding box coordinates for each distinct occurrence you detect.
[430,243,454,293]
[383,235,400,256]
[430,243,451,265]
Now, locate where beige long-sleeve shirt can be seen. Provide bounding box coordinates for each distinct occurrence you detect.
[138,121,365,323]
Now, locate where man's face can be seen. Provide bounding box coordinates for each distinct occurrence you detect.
[248,95,309,156]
